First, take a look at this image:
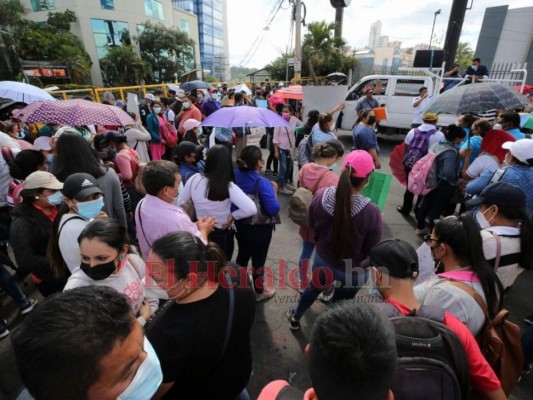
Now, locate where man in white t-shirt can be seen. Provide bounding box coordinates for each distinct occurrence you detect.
[412,87,434,128]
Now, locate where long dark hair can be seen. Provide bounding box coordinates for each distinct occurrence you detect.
[493,206,533,270]
[54,134,105,181]
[151,232,225,281]
[8,150,45,180]
[333,167,369,260]
[301,110,320,135]
[237,145,262,172]
[434,213,503,317]
[356,109,372,124]
[47,203,71,279]
[204,145,234,201]
[318,113,333,133]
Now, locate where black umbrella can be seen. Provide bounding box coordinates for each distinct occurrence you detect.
[427,83,530,115]
[180,80,213,92]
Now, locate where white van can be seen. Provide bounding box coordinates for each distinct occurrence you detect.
[340,74,438,134]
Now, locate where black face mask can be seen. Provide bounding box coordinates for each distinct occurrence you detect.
[80,260,116,281]
[367,117,376,125]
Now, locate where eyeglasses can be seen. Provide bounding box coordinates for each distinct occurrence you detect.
[423,234,439,244]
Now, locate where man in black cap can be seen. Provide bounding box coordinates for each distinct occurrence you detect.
[365,239,505,399]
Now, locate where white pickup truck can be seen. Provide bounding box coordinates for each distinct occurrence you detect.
[339,65,528,134]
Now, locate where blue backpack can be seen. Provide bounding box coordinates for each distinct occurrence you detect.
[403,128,437,169]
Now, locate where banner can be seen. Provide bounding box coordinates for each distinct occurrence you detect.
[22,60,70,80]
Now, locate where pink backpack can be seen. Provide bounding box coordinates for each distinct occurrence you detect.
[408,145,455,196]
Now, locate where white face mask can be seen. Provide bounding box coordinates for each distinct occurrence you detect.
[493,123,502,130]
[182,102,190,110]
[117,337,162,400]
[163,278,186,300]
[475,206,494,230]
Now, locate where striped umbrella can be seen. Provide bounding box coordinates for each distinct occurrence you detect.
[15,99,135,126]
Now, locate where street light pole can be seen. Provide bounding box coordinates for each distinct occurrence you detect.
[429,9,441,69]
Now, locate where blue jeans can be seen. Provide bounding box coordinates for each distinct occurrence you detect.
[294,252,368,319]
[298,240,315,283]
[0,263,26,304]
[277,149,290,188]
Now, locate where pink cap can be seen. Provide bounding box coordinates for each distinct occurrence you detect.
[342,150,375,178]
[183,119,201,132]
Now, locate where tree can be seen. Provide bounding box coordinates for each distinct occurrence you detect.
[47,10,78,32]
[100,45,151,86]
[136,22,195,83]
[0,0,27,79]
[266,53,292,82]
[455,42,474,71]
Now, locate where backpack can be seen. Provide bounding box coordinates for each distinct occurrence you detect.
[444,281,524,396]
[159,120,178,148]
[288,169,329,228]
[408,143,456,196]
[295,136,310,167]
[403,128,437,169]
[375,302,471,400]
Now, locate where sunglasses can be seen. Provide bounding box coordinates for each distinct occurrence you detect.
[423,234,439,244]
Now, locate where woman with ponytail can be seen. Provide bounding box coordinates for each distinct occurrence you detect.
[415,213,504,336]
[146,232,255,400]
[287,150,383,330]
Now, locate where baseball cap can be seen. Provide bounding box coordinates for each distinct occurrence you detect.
[341,150,375,178]
[24,171,63,191]
[361,239,419,279]
[145,93,155,101]
[423,112,438,122]
[33,136,52,151]
[102,130,127,144]
[183,119,201,132]
[502,139,533,165]
[176,141,203,160]
[466,181,526,209]
[61,173,103,201]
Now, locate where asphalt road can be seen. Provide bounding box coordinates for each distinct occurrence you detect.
[0,131,531,399]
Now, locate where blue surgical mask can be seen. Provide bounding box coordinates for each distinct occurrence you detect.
[117,337,163,400]
[47,191,63,206]
[77,197,104,220]
[329,163,338,171]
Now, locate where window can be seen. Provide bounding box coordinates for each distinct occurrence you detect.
[145,0,164,21]
[100,0,114,10]
[91,19,130,59]
[393,79,426,97]
[179,19,190,35]
[345,79,389,101]
[31,0,55,11]
[172,0,193,12]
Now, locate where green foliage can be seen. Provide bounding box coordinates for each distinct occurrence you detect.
[204,75,218,83]
[47,10,78,32]
[266,53,291,82]
[455,42,474,72]
[100,45,152,86]
[0,0,27,79]
[136,21,195,83]
[230,66,257,81]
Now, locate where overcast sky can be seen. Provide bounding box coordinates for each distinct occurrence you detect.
[226,0,533,69]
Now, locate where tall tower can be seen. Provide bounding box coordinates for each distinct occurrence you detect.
[369,20,382,49]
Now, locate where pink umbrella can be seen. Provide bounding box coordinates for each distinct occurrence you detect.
[272,85,303,100]
[15,99,135,126]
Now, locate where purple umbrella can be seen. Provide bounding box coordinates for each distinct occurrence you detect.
[15,99,135,126]
[201,105,290,128]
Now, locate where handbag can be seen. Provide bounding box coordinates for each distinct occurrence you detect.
[285,127,297,161]
[242,178,281,225]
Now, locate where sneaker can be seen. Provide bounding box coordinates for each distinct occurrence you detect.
[318,288,335,303]
[286,309,300,331]
[524,314,533,325]
[414,228,430,235]
[256,286,276,302]
[286,183,297,191]
[396,206,409,216]
[279,187,295,195]
[19,297,37,315]
[0,320,8,340]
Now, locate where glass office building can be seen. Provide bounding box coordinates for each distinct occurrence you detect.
[173,0,228,80]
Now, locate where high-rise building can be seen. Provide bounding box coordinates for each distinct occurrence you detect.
[173,0,230,81]
[20,0,201,86]
[376,35,389,49]
[368,20,381,50]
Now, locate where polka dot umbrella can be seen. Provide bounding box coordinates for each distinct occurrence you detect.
[15,99,135,126]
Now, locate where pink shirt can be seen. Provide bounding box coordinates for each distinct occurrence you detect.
[273,116,302,150]
[298,163,339,242]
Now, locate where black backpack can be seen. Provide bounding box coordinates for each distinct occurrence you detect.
[375,303,471,400]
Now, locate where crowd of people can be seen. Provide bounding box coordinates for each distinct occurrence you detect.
[0,80,532,400]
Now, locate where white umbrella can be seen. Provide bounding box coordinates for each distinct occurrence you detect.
[0,81,56,104]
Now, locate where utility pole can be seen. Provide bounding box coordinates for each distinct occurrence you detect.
[443,0,468,71]
[330,1,351,44]
[293,0,302,82]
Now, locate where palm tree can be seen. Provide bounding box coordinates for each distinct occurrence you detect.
[302,21,344,83]
[455,42,474,71]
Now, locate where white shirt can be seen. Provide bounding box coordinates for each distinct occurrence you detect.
[412,97,434,124]
[58,213,89,273]
[125,126,151,163]
[466,154,499,179]
[404,124,444,147]
[179,174,257,229]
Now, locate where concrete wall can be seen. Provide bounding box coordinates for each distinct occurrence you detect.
[21,0,200,86]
